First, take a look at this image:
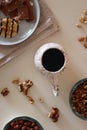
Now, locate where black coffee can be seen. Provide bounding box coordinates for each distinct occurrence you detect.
[42,48,65,72]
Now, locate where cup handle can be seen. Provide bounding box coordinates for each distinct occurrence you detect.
[51,74,59,96]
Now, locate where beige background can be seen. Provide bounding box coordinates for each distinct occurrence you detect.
[0,0,87,130]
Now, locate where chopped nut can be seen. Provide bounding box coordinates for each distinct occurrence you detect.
[78,37,85,42]
[76,23,82,28]
[48,112,51,118]
[71,80,87,118]
[79,15,87,23]
[48,107,59,122]
[12,78,20,84]
[83,43,87,48]
[1,88,9,96]
[18,84,24,92]
[26,95,35,104]
[23,86,29,95]
[38,98,44,103]
[25,80,33,87]
[83,9,87,15]
[79,16,85,23]
[12,78,34,104]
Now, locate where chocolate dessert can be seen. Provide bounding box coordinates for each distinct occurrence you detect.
[18,4,29,20]
[0,0,36,22]
[24,0,35,21]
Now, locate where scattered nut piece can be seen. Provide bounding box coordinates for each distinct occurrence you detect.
[78,37,85,42]
[12,78,34,104]
[1,87,9,96]
[83,43,87,48]
[80,15,87,23]
[76,9,87,48]
[78,36,87,48]
[23,86,29,95]
[76,23,82,28]
[12,78,20,84]
[26,95,35,104]
[18,82,24,92]
[23,80,33,88]
[84,20,87,24]
[83,9,87,15]
[38,98,44,103]
[48,107,59,122]
[79,16,85,23]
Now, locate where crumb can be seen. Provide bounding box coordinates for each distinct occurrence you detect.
[12,78,20,84]
[38,98,44,103]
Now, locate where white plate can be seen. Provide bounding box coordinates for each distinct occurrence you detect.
[0,0,40,46]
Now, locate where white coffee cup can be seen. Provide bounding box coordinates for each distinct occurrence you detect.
[34,43,66,96]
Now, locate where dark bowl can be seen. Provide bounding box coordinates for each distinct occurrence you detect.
[3,116,44,130]
[69,78,87,120]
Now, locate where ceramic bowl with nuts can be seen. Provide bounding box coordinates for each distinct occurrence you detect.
[3,116,44,130]
[69,78,87,120]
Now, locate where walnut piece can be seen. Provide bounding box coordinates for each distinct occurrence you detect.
[12,78,34,104]
[1,87,9,96]
[48,107,59,122]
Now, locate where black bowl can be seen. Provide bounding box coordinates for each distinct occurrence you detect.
[69,78,87,120]
[3,116,44,130]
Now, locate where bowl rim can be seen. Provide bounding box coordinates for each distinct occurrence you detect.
[3,116,44,130]
[69,78,87,120]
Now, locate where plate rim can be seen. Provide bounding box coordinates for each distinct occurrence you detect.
[3,116,44,130]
